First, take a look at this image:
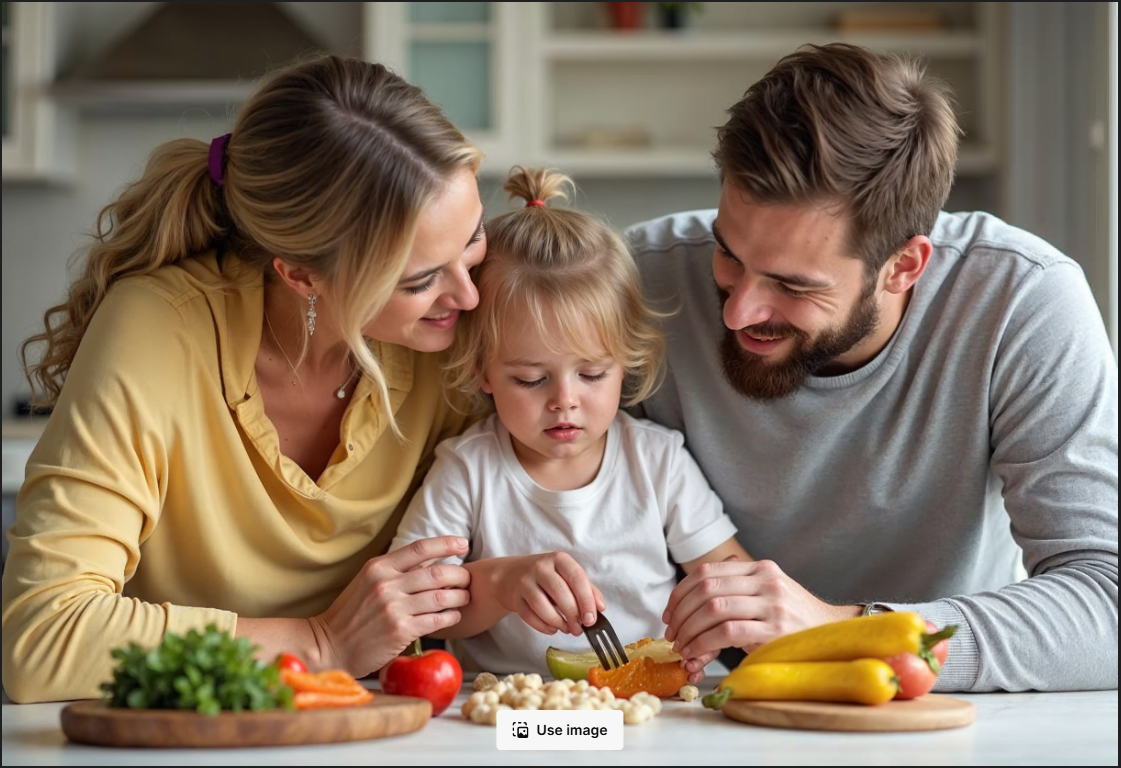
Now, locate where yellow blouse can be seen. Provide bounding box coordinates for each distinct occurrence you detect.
[2,252,471,702]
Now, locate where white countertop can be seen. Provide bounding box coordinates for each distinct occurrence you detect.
[2,679,1116,766]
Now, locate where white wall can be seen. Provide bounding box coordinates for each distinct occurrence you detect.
[1006,2,1114,332]
[1110,1,1118,358]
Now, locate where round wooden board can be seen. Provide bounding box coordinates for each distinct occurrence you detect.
[721,694,975,732]
[60,694,431,748]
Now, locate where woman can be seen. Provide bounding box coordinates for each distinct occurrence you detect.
[2,55,486,703]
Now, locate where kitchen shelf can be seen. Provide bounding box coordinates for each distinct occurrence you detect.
[543,30,984,61]
[525,3,1003,185]
[539,143,997,178]
[50,80,255,112]
[409,23,493,42]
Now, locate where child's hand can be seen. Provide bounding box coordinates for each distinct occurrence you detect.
[498,553,606,636]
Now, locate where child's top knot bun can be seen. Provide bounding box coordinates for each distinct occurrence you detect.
[503,165,573,209]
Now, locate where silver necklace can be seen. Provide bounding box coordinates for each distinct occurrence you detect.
[336,365,359,399]
[263,311,358,401]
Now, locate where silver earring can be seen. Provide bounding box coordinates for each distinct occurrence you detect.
[307,294,317,337]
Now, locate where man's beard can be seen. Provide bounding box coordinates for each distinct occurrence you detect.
[717,284,880,400]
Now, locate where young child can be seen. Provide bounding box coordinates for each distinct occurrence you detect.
[391,167,749,676]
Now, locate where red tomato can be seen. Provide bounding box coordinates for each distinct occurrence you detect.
[927,621,950,667]
[886,621,953,700]
[379,650,462,716]
[275,652,308,674]
[886,651,937,699]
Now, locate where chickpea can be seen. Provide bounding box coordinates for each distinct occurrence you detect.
[458,671,662,725]
[473,672,499,692]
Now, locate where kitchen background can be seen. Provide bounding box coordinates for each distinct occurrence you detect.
[1,2,1118,564]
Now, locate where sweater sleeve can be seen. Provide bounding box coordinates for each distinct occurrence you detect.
[887,262,1117,692]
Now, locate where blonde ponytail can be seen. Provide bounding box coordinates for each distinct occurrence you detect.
[21,138,227,405]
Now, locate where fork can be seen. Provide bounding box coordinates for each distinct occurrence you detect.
[584,610,629,670]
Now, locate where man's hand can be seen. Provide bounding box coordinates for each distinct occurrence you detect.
[663,559,860,683]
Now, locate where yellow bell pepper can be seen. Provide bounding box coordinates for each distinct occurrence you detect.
[740,611,940,666]
[705,659,900,707]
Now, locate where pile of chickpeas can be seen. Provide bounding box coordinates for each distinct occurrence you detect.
[461,672,698,725]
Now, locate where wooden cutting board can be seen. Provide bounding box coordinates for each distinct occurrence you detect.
[61,694,431,748]
[721,694,975,732]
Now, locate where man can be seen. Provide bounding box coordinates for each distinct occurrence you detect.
[630,44,1117,692]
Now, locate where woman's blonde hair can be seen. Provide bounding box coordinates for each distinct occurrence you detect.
[446,166,667,408]
[21,54,482,435]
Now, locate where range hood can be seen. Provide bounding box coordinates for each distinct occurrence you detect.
[53,2,328,110]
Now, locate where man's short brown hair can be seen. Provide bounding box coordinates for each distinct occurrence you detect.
[714,43,961,276]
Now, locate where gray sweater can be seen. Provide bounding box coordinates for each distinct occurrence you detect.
[627,210,1118,692]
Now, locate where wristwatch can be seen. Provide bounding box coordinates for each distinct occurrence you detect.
[860,602,894,617]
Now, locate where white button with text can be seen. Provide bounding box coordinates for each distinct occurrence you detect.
[496,709,624,750]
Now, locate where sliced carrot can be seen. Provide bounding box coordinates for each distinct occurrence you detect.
[293,689,374,710]
[318,670,368,692]
[281,668,366,696]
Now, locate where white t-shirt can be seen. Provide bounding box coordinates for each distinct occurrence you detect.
[391,411,737,676]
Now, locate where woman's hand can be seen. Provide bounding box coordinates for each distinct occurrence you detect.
[309,536,472,677]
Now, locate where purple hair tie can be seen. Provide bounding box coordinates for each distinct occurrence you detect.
[208,133,232,186]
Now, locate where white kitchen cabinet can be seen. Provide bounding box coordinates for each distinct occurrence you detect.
[366,2,1004,183]
[525,2,1004,178]
[2,2,72,182]
[365,2,523,175]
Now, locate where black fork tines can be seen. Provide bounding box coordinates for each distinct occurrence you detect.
[586,613,629,670]
[588,632,612,669]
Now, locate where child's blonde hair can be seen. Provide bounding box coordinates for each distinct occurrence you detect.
[447,166,667,407]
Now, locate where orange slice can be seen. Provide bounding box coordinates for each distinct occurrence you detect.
[588,655,688,698]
